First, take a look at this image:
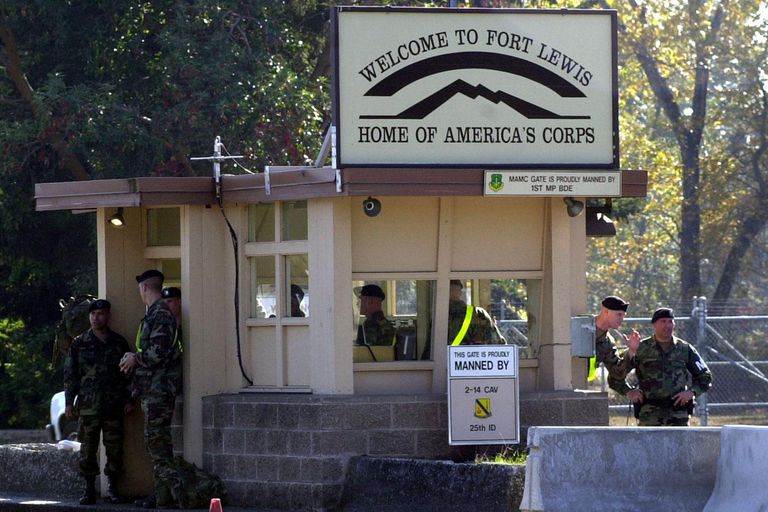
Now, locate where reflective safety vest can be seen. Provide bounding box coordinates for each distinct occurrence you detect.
[450,305,474,346]
[587,356,597,382]
[135,321,183,353]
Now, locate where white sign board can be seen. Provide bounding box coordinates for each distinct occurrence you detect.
[484,170,621,196]
[447,345,520,445]
[333,7,618,168]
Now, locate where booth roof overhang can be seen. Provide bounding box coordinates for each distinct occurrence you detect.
[34,167,648,211]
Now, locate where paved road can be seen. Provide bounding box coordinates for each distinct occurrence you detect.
[0,493,280,512]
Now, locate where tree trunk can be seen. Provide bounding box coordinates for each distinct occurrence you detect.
[0,13,89,181]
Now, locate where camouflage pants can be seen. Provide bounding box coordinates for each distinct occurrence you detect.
[141,394,176,496]
[78,413,124,478]
[637,404,689,426]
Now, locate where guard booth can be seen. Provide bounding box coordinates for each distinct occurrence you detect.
[34,7,647,510]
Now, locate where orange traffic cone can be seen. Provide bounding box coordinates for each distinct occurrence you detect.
[209,498,222,512]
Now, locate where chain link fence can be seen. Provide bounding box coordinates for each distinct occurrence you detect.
[597,297,768,426]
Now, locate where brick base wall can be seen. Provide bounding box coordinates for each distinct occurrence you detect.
[202,390,606,511]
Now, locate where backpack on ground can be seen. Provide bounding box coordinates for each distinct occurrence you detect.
[156,456,228,509]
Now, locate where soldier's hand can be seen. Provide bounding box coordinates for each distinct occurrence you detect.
[625,329,641,358]
[673,390,694,406]
[626,389,644,404]
[119,352,137,373]
[65,405,76,418]
[124,402,136,415]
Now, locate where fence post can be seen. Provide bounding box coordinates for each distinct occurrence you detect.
[693,296,708,426]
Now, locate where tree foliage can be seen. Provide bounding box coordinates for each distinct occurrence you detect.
[0,318,60,428]
[585,0,768,314]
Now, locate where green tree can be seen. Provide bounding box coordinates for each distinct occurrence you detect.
[0,318,60,428]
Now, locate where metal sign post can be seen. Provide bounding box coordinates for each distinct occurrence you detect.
[447,345,520,445]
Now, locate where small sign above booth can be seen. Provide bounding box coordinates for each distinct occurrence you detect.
[332,7,618,169]
[484,170,621,197]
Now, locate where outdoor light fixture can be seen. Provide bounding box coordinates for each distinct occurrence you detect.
[362,196,382,217]
[109,207,125,228]
[563,197,584,217]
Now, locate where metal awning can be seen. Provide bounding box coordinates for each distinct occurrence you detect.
[35,168,647,212]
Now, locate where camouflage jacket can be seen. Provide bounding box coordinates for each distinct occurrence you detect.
[64,328,131,416]
[132,298,182,399]
[595,329,634,391]
[611,335,712,398]
[355,310,395,346]
[595,328,619,368]
[447,300,506,345]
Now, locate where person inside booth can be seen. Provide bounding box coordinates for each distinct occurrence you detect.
[447,279,506,346]
[354,284,395,346]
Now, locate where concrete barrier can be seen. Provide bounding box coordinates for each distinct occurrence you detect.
[703,425,768,512]
[520,426,721,512]
[340,456,525,512]
[0,443,80,498]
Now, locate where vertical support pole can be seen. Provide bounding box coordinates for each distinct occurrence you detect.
[693,296,708,426]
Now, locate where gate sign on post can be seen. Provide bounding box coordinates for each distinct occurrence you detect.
[448,345,519,445]
[332,7,618,168]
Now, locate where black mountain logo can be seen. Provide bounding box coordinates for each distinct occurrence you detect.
[359,51,589,120]
[360,79,590,120]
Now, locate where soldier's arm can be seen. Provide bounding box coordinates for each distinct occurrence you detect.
[63,338,80,407]
[134,312,176,368]
[606,345,639,395]
[116,335,133,400]
[687,345,712,396]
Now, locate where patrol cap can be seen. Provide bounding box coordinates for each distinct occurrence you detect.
[135,269,164,283]
[450,279,464,289]
[651,307,674,323]
[89,299,111,312]
[355,284,385,300]
[162,287,181,299]
[291,284,304,301]
[601,295,629,312]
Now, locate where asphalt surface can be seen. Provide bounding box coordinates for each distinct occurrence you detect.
[0,493,280,512]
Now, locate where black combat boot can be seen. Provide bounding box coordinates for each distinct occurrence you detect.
[106,476,123,504]
[79,476,96,505]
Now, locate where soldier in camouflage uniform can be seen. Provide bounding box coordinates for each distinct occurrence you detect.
[448,280,506,345]
[354,284,395,346]
[611,307,712,426]
[120,270,182,508]
[64,299,131,505]
[593,296,640,387]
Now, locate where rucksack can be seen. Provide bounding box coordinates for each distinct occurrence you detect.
[156,456,228,509]
[53,294,95,364]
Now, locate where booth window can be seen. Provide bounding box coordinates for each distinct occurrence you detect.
[248,203,275,243]
[146,207,180,247]
[352,279,435,363]
[250,256,276,318]
[156,259,181,287]
[285,254,309,317]
[246,201,309,320]
[281,200,308,241]
[447,278,538,358]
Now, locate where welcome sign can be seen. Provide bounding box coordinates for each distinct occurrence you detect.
[332,7,618,168]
